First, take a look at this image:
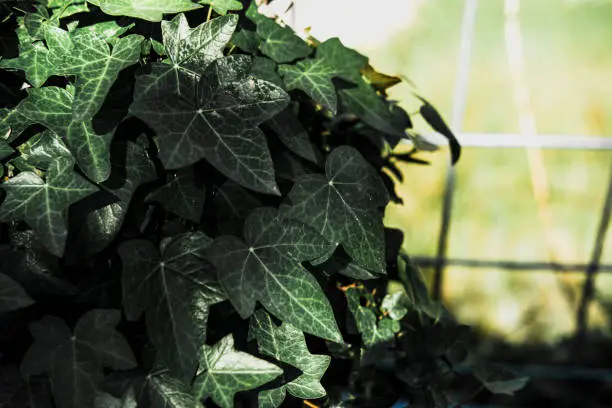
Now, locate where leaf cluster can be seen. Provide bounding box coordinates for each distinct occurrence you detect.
[0,1,523,407]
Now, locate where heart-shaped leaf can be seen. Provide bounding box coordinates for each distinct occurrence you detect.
[0,272,35,313]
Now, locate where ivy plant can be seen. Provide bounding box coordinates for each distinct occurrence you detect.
[0,1,526,407]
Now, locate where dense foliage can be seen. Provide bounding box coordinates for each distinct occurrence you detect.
[0,1,526,407]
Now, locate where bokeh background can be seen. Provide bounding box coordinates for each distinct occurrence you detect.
[262,0,612,405]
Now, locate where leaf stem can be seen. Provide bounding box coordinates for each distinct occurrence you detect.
[206,6,213,21]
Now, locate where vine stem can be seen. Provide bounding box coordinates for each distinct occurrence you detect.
[206,6,213,21]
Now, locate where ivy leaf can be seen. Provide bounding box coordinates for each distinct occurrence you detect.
[212,180,261,235]
[192,334,282,408]
[118,232,225,381]
[15,86,114,183]
[344,286,399,347]
[94,388,137,408]
[381,292,409,320]
[339,79,407,139]
[45,26,143,120]
[0,156,98,257]
[473,363,529,396]
[0,108,31,142]
[66,137,156,261]
[89,0,203,22]
[256,19,311,63]
[232,29,260,53]
[315,37,368,83]
[20,310,136,408]
[146,372,198,408]
[71,20,136,44]
[251,57,283,87]
[0,139,14,160]
[415,94,461,165]
[199,0,243,15]
[0,26,54,88]
[0,272,35,313]
[206,207,343,343]
[265,107,319,164]
[249,309,331,407]
[279,59,337,113]
[146,167,206,223]
[281,146,388,273]
[130,55,289,195]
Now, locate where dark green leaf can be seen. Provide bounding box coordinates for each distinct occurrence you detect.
[0,272,35,312]
[15,86,114,183]
[119,232,225,381]
[21,310,136,408]
[0,108,31,142]
[67,138,156,260]
[15,129,71,170]
[315,37,367,83]
[199,0,243,15]
[212,180,261,235]
[251,56,283,87]
[0,156,98,257]
[279,59,337,113]
[265,107,319,163]
[249,309,330,406]
[256,19,311,63]
[94,388,137,408]
[206,207,343,342]
[415,95,461,165]
[344,286,399,347]
[192,334,282,408]
[0,139,14,160]
[130,55,289,194]
[146,167,206,223]
[473,363,529,396]
[281,146,388,273]
[90,0,203,22]
[232,29,260,53]
[146,373,197,408]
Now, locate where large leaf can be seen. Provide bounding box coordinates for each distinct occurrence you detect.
[118,232,225,381]
[89,0,202,22]
[45,26,143,120]
[249,309,330,407]
[15,86,114,183]
[130,55,289,194]
[279,59,337,113]
[0,156,98,257]
[20,310,136,408]
[256,19,311,63]
[315,37,368,83]
[0,272,35,313]
[146,167,206,223]
[66,137,156,261]
[206,207,343,342]
[199,0,243,15]
[281,146,388,273]
[192,334,282,408]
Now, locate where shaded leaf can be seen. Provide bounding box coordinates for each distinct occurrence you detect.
[249,309,330,407]
[192,334,282,408]
[415,94,461,165]
[281,146,388,273]
[0,156,98,257]
[265,107,319,164]
[199,0,243,15]
[15,129,71,170]
[0,272,35,312]
[344,286,399,347]
[473,363,529,396]
[118,232,225,381]
[232,29,260,53]
[146,167,206,223]
[251,56,283,87]
[206,207,342,342]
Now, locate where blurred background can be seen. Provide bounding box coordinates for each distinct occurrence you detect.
[263,0,612,406]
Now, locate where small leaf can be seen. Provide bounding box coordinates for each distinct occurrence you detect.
[0,272,35,313]
[249,309,331,407]
[362,64,402,95]
[192,334,282,408]
[344,286,399,347]
[381,292,408,320]
[146,167,206,223]
[119,232,225,381]
[91,0,203,22]
[265,107,319,164]
[199,0,243,15]
[281,146,388,273]
[0,156,98,257]
[473,363,529,396]
[256,19,311,63]
[206,207,343,342]
[279,59,337,113]
[415,95,461,165]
